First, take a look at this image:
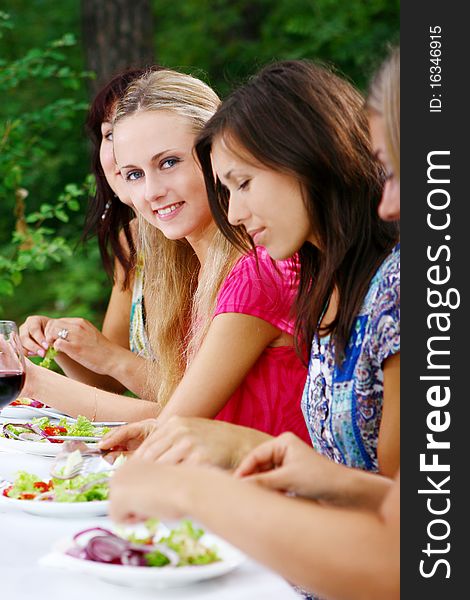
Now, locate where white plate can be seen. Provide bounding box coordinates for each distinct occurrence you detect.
[0,493,108,517]
[40,533,245,588]
[0,405,126,427]
[0,436,99,457]
[0,405,66,421]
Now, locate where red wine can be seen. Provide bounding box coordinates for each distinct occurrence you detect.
[0,371,25,408]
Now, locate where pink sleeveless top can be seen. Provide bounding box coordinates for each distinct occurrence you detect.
[213,247,310,443]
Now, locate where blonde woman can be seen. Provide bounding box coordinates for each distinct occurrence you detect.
[21,69,309,454]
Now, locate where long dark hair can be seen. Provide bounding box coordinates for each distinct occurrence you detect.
[196,60,399,360]
[82,67,159,289]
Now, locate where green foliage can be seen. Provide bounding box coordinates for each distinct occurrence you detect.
[0,1,399,328]
[0,12,95,316]
[153,0,399,94]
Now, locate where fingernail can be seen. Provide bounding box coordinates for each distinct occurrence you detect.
[41,342,49,350]
[37,349,45,358]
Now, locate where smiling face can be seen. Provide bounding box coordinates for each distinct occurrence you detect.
[211,137,314,260]
[369,113,400,221]
[113,111,213,246]
[99,109,133,207]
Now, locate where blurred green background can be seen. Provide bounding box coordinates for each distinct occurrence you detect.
[0,0,399,327]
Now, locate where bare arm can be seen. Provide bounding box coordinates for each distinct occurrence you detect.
[22,360,158,422]
[235,432,392,510]
[119,313,282,461]
[157,312,282,423]
[110,462,400,600]
[102,312,283,463]
[378,352,400,476]
[20,222,148,395]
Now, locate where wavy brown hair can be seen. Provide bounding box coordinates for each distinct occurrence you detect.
[196,60,399,361]
[82,67,160,289]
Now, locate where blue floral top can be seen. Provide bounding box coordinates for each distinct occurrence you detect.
[301,244,400,472]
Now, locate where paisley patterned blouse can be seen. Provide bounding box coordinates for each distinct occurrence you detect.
[301,244,400,472]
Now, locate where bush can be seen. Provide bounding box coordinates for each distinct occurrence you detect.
[0,11,98,319]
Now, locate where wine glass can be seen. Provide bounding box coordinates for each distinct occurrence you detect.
[0,320,26,410]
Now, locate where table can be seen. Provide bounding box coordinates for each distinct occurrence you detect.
[0,447,299,600]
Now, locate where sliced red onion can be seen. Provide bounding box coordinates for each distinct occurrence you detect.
[66,546,88,559]
[69,528,180,568]
[73,527,115,547]
[86,535,129,563]
[2,422,49,441]
[29,400,45,408]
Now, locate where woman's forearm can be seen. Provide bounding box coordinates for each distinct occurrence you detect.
[317,464,393,510]
[52,353,127,394]
[54,344,148,397]
[180,470,399,600]
[26,364,159,422]
[97,347,148,397]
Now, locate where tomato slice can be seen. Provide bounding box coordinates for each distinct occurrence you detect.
[33,481,53,493]
[43,426,67,436]
[19,492,36,500]
[2,486,13,497]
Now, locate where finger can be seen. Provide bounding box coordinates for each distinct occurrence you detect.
[235,442,280,478]
[242,469,289,493]
[113,512,147,525]
[134,430,175,462]
[98,423,143,450]
[103,449,132,464]
[45,318,84,345]
[20,337,45,357]
[154,442,193,465]
[109,496,147,524]
[0,336,23,370]
[19,320,49,356]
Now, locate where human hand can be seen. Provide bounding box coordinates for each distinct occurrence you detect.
[19,315,51,358]
[235,432,346,500]
[98,419,158,453]
[109,459,196,523]
[42,318,118,374]
[132,416,269,468]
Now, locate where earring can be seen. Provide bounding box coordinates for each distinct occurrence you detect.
[101,195,116,220]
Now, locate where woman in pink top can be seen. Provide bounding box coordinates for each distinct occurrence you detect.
[214,247,309,441]
[24,69,308,464]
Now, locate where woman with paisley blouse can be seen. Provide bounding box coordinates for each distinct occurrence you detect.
[110,51,401,600]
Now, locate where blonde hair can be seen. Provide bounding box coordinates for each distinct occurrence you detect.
[366,47,400,178]
[115,70,240,406]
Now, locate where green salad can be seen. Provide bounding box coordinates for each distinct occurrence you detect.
[2,469,110,502]
[69,519,221,567]
[1,415,110,441]
[38,347,58,369]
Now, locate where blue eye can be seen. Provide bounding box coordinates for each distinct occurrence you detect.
[126,170,143,181]
[161,158,179,169]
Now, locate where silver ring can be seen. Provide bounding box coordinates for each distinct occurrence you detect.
[57,328,69,340]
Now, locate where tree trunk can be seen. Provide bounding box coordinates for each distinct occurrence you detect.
[81,0,156,96]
